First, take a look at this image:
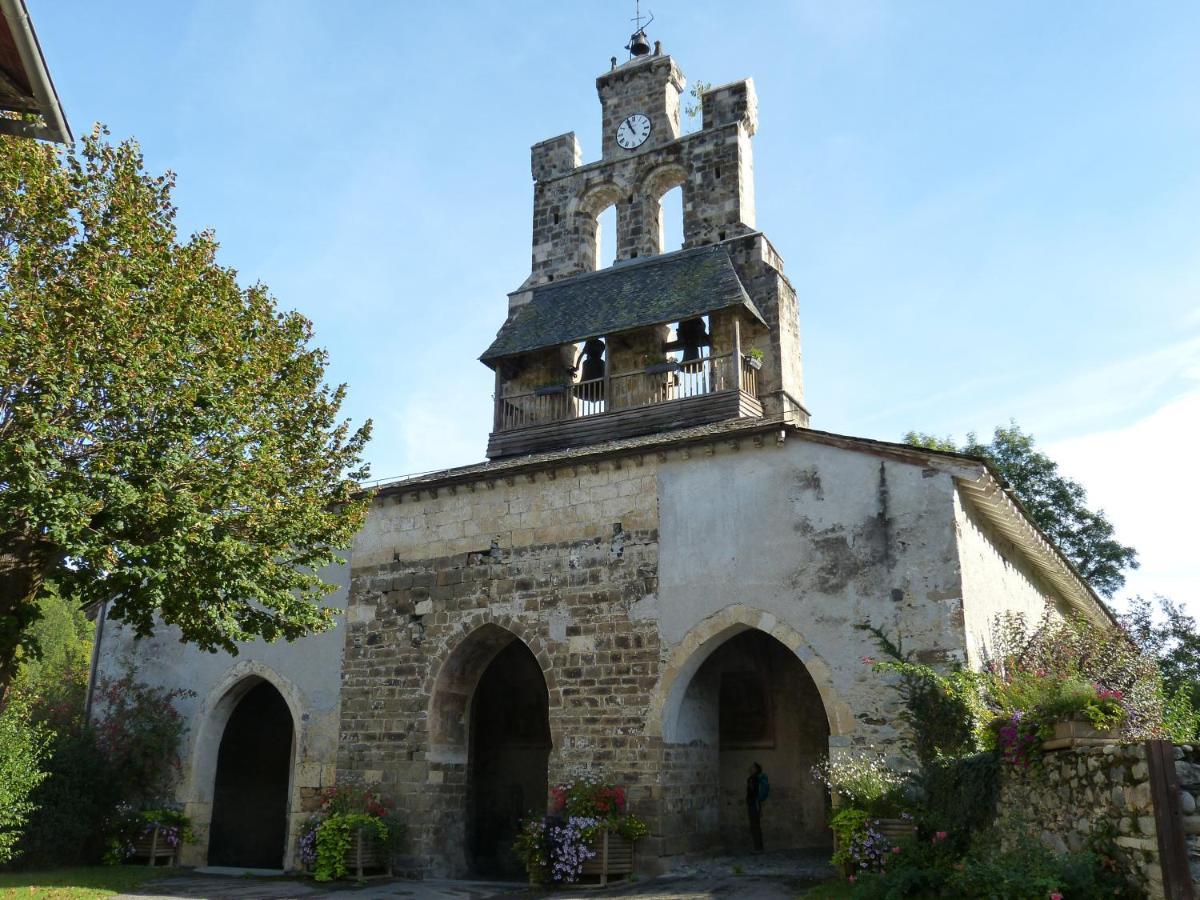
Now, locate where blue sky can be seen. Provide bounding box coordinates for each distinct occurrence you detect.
[35,1,1200,608]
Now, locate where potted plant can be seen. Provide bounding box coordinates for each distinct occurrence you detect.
[104,806,193,867]
[744,348,764,370]
[299,786,403,882]
[513,777,648,886]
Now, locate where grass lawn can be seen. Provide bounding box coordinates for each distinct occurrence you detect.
[0,866,180,899]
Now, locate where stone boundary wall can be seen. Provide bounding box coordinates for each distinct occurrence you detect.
[995,742,1200,900]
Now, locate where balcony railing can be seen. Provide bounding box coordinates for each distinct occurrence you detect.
[494,352,760,432]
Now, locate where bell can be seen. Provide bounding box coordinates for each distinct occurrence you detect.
[627,29,651,56]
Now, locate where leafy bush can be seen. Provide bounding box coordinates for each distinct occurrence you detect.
[986,609,1162,740]
[0,697,51,865]
[915,753,1000,855]
[1163,684,1200,743]
[92,672,193,807]
[857,625,986,766]
[840,830,1138,899]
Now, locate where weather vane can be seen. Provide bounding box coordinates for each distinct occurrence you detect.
[625,0,654,57]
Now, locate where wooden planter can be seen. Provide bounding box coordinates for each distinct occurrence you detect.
[129,826,177,867]
[579,829,634,886]
[344,827,390,880]
[874,817,917,845]
[1042,717,1121,751]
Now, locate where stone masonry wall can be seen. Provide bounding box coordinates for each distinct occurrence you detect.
[339,431,994,876]
[995,743,1184,899]
[340,458,663,877]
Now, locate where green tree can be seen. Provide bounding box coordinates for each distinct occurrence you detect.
[0,696,50,864]
[904,423,1137,597]
[0,127,372,696]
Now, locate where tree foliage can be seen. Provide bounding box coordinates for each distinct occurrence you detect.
[0,127,372,692]
[904,423,1136,597]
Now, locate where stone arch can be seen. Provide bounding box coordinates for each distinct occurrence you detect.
[426,617,559,765]
[572,181,624,271]
[186,661,306,868]
[648,604,853,742]
[424,618,556,876]
[638,162,689,256]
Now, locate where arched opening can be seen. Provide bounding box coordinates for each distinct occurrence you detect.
[663,629,830,855]
[466,638,551,877]
[597,203,617,268]
[207,680,294,869]
[576,183,623,272]
[660,185,684,253]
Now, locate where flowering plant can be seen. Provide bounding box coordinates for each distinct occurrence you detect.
[103,806,193,865]
[513,778,648,884]
[829,808,892,876]
[812,750,908,817]
[299,785,403,882]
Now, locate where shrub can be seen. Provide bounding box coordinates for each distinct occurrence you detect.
[857,625,986,766]
[1163,684,1200,743]
[986,609,1162,739]
[92,672,194,807]
[0,697,51,865]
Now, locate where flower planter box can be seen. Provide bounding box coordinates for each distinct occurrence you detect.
[744,355,763,371]
[344,827,390,880]
[873,817,917,845]
[129,826,178,867]
[1041,717,1121,751]
[579,829,634,886]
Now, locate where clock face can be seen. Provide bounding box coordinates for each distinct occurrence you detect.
[615,113,652,150]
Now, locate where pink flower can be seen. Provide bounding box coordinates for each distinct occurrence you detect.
[1050,893,1063,900]
[848,875,857,883]
[891,846,901,854]
[861,656,876,665]
[934,831,948,842]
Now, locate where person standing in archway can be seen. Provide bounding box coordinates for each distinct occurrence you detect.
[746,762,768,853]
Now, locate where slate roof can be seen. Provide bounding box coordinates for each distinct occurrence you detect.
[480,245,766,364]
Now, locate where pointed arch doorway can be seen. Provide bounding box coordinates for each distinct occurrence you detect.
[466,637,552,877]
[207,680,294,868]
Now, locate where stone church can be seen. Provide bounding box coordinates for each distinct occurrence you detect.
[94,33,1114,879]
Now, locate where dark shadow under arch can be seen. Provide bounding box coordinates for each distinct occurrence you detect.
[207,680,294,868]
[466,638,551,877]
[664,629,831,854]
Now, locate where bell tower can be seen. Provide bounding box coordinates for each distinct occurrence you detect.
[480,25,808,459]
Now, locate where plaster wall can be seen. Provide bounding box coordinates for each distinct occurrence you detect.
[655,437,968,757]
[954,489,1065,667]
[92,561,348,868]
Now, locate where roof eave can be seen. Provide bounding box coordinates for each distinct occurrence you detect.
[0,0,71,144]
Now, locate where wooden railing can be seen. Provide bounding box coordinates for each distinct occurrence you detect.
[495,352,757,432]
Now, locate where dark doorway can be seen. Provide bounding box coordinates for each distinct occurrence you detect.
[467,639,552,877]
[674,629,831,852]
[208,680,293,868]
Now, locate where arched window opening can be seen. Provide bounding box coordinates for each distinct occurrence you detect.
[660,185,684,253]
[598,203,617,269]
